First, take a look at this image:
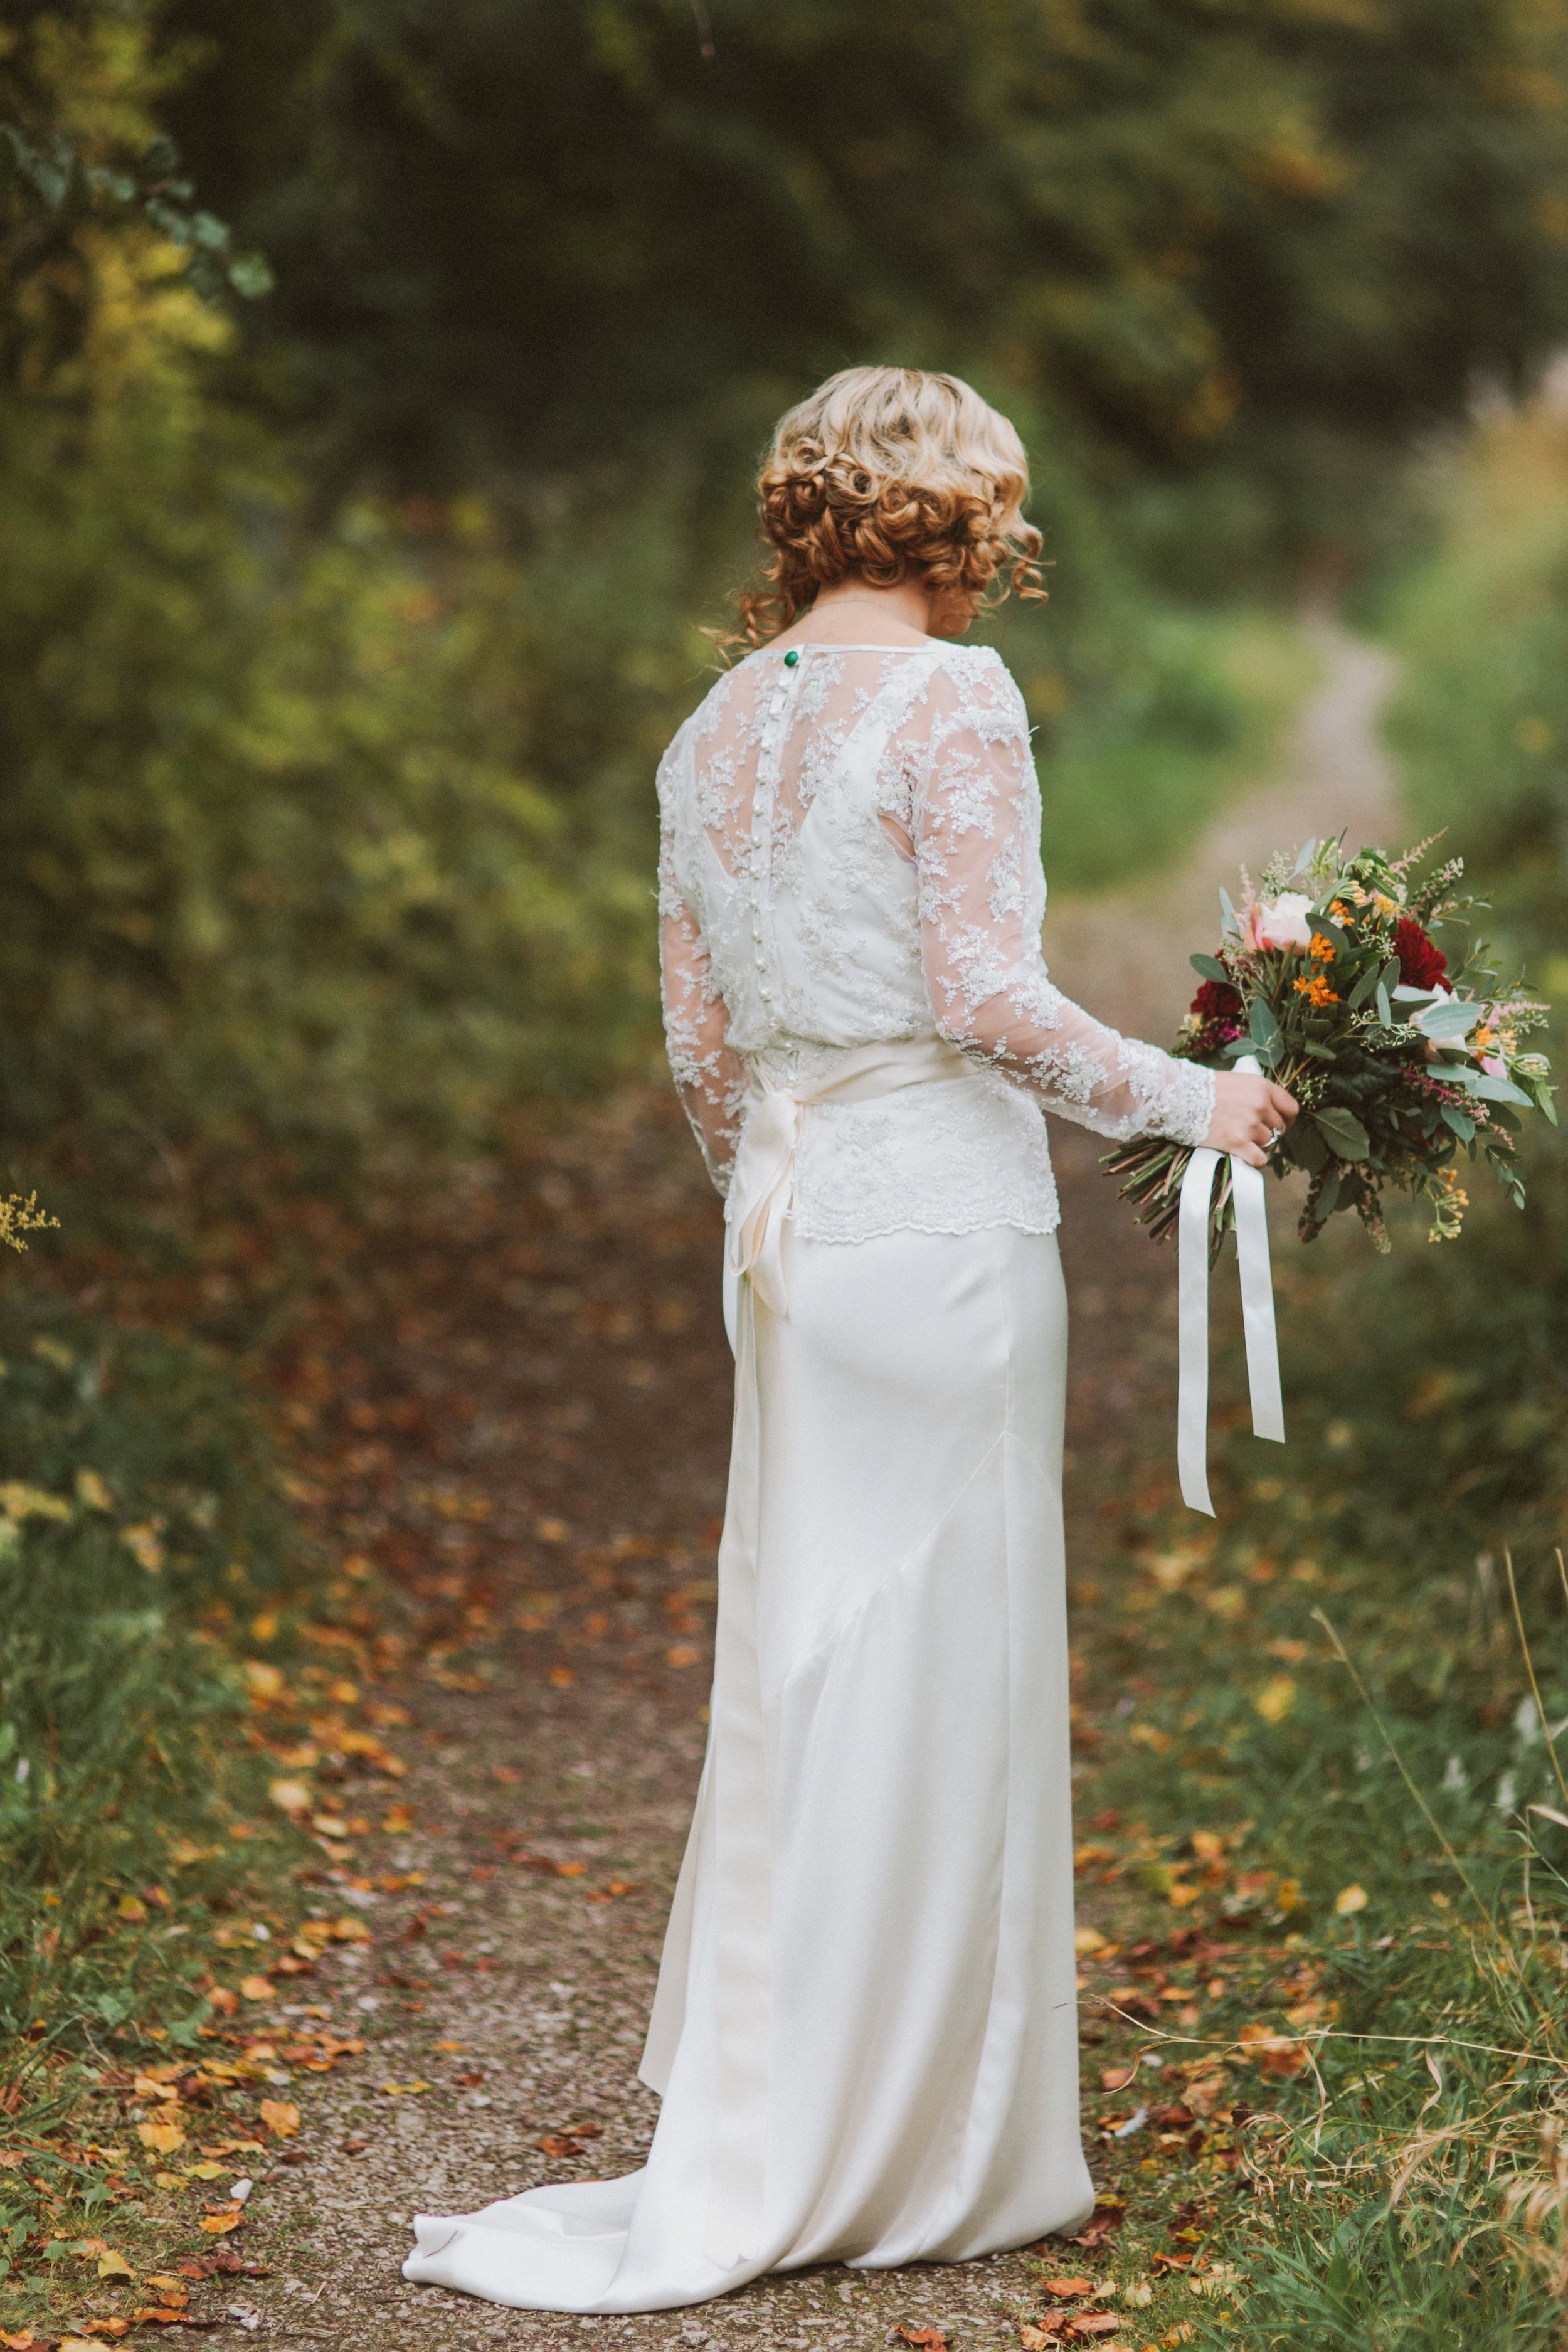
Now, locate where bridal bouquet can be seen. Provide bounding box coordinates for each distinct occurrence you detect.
[1105,836,1555,1251]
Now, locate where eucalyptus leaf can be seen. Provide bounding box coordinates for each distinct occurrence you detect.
[1411,999,1478,1042]
[1249,997,1283,1051]
[1287,1118,1327,1173]
[1312,1105,1370,1161]
[1471,1073,1532,1106]
[1375,981,1392,1027]
[1218,886,1240,938]
[1190,953,1229,985]
[1347,965,1379,1009]
[1439,1105,1475,1140]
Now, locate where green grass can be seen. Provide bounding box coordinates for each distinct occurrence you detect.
[0,1274,329,2296]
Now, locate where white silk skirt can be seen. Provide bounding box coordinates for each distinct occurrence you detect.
[403,1223,1094,2311]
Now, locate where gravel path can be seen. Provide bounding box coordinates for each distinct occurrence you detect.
[200,622,1396,2351]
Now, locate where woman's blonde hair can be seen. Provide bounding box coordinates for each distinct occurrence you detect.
[735,365,1046,644]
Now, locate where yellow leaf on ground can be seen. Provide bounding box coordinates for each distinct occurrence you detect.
[269,1780,311,1814]
[136,2122,185,2153]
[198,2210,243,2235]
[379,2080,432,2097]
[242,1660,287,1703]
[331,1915,372,1942]
[75,1470,113,1512]
[260,2100,300,2137]
[120,1523,166,1574]
[1334,1883,1368,1915]
[96,2252,134,2278]
[239,1975,274,2001]
[117,1895,147,1924]
[1254,1675,1297,1724]
[183,2161,225,2180]
[1073,1926,1108,1956]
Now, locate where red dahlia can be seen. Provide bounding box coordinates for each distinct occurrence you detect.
[1190,978,1244,1024]
[1394,916,1450,993]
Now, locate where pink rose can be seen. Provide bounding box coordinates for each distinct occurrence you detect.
[1249,892,1314,952]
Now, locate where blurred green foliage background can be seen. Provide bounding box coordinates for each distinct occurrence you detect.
[7,0,1568,1163]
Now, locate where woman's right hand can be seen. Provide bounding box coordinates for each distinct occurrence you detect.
[1203,1071,1298,1167]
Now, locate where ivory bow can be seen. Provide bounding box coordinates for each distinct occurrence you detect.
[722,1036,972,1347]
[1176,1052,1285,1515]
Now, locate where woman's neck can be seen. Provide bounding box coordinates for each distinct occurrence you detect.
[770,577,967,650]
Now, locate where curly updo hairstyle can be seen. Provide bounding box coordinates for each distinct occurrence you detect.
[735,365,1046,645]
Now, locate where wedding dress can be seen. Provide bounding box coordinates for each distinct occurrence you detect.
[404,641,1215,2312]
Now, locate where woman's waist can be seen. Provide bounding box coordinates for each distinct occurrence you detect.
[739,1029,976,1107]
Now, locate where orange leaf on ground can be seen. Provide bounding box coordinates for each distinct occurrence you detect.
[0,2330,38,2348]
[198,2210,243,2236]
[1042,2277,1093,2299]
[259,2100,300,2137]
[238,1976,273,2001]
[894,2331,948,2350]
[136,2121,185,2153]
[1099,2065,1137,2092]
[1065,2320,1124,2341]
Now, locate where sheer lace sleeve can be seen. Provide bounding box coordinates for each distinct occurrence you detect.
[910,657,1216,1146]
[658,794,746,1194]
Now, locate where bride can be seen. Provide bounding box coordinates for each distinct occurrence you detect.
[405,366,1296,2313]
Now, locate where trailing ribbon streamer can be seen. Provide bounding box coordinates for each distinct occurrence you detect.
[1177,1052,1285,1515]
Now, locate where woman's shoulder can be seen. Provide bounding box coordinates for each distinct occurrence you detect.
[920,640,1030,726]
[659,654,756,773]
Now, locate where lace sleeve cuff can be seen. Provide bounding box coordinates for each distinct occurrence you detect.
[1153,1058,1217,1147]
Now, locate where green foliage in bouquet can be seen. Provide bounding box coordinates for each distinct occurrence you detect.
[1106,837,1556,1251]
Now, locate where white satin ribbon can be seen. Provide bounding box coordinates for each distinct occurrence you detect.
[1177,1052,1285,1515]
[722,1035,972,1350]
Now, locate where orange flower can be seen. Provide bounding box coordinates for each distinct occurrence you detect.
[1293,975,1340,1007]
[1308,931,1336,962]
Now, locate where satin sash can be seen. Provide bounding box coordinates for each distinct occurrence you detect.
[1176,1053,1285,1515]
[721,1036,973,1350]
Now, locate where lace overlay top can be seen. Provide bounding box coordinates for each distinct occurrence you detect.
[657,641,1214,1244]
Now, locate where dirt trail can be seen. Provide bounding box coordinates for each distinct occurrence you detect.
[211,622,1396,2352]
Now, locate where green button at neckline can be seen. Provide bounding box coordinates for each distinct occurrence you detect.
[783,648,800,667]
